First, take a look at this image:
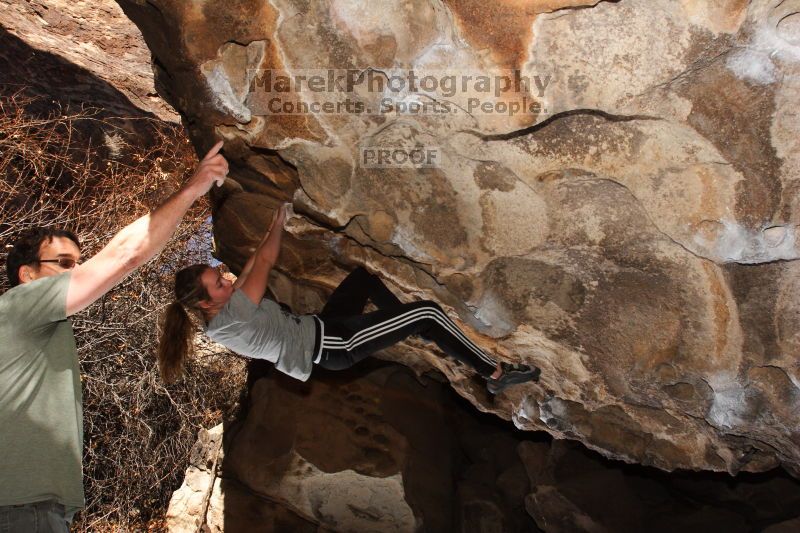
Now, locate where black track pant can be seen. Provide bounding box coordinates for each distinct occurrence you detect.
[314,267,497,377]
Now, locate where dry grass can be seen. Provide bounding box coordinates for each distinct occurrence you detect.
[0,90,247,531]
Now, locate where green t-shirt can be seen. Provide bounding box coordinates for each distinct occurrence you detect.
[0,272,83,515]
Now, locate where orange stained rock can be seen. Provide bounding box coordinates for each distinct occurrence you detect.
[444,1,605,66]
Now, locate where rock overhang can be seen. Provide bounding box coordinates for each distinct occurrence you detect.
[116,0,800,478]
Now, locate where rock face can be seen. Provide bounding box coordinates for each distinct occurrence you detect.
[168,363,800,532]
[168,362,540,532]
[116,0,800,479]
[0,0,177,120]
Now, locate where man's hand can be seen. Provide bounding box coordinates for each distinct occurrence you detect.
[183,141,228,198]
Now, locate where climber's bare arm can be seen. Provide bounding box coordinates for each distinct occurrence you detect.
[237,204,287,305]
[233,203,285,290]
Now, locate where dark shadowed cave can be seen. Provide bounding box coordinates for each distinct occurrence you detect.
[187,359,800,532]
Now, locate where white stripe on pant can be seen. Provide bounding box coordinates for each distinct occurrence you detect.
[320,304,496,368]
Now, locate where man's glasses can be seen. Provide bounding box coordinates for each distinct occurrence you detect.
[37,258,80,269]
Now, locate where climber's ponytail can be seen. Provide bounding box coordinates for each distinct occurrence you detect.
[157,264,211,384]
[157,301,193,384]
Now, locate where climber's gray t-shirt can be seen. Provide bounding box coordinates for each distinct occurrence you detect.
[0,272,84,517]
[205,290,319,381]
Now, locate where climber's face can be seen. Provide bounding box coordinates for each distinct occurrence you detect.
[199,264,234,307]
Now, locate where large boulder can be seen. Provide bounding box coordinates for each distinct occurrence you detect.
[116,0,800,477]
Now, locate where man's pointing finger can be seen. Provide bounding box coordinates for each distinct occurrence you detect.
[202,140,224,161]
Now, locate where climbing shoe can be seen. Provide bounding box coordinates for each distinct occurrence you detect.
[487,362,541,395]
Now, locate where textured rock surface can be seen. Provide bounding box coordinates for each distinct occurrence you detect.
[165,425,224,532]
[167,362,539,532]
[520,439,800,532]
[0,0,177,120]
[116,0,800,478]
[168,363,800,532]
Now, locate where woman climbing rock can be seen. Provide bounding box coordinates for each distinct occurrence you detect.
[157,203,539,394]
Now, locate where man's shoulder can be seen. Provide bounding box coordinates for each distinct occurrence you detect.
[1,272,70,300]
[0,281,27,311]
[0,273,71,325]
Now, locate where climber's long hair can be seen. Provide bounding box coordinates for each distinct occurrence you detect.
[157,264,210,384]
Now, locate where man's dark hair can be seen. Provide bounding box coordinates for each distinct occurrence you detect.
[6,227,81,287]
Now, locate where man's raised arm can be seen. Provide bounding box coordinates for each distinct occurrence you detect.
[65,141,228,316]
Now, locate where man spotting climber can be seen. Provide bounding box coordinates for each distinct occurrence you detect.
[0,141,228,531]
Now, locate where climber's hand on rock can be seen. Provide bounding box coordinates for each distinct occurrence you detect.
[278,202,290,225]
[185,140,228,196]
[282,201,310,237]
[271,202,289,229]
[282,201,296,220]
